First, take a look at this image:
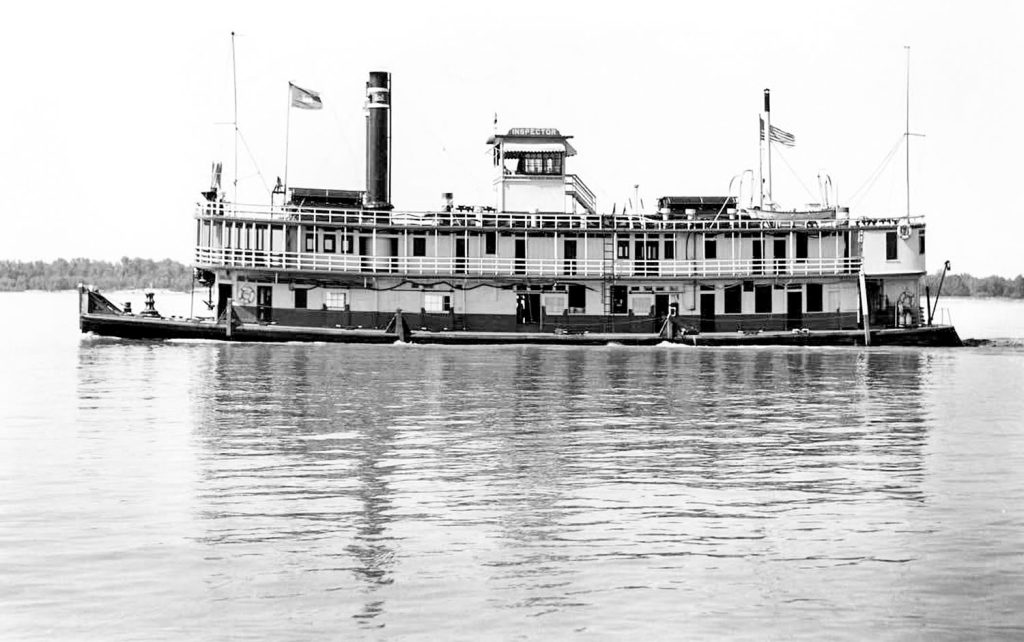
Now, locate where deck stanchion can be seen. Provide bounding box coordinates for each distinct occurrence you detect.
[225,298,233,338]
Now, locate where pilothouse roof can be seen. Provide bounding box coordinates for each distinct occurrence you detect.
[487,127,577,156]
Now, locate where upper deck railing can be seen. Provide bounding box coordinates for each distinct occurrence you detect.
[196,202,924,233]
[195,246,862,279]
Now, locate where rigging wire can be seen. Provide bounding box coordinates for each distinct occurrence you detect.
[770,144,817,203]
[237,130,272,196]
[847,135,904,206]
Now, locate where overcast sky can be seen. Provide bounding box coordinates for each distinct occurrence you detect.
[2,0,1021,276]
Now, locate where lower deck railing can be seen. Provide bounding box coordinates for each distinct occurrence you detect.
[196,247,862,278]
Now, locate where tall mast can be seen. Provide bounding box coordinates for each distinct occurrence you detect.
[231,31,238,204]
[904,45,910,220]
[764,88,773,210]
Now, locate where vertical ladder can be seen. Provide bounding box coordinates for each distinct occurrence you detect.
[601,230,616,318]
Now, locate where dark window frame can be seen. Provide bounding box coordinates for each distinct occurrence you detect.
[704,236,717,260]
[886,231,898,261]
[323,234,336,254]
[806,283,823,312]
[724,284,742,314]
[755,285,772,313]
[412,237,427,257]
[617,240,630,259]
[796,233,808,260]
[304,232,317,253]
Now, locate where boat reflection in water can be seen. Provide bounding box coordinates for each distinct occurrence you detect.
[172,343,936,635]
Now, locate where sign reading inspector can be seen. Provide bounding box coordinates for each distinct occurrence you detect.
[508,128,561,137]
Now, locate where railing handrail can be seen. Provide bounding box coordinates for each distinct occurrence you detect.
[195,201,924,233]
[195,246,863,279]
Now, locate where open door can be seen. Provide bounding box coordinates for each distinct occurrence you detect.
[217,283,232,320]
[700,291,716,332]
[786,290,803,330]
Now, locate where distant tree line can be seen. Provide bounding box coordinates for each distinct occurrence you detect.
[924,271,1024,299]
[0,258,192,292]
[1,258,1022,298]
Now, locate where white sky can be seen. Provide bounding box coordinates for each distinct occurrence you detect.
[2,0,1021,276]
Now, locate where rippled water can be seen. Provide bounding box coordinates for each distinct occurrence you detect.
[2,292,1023,639]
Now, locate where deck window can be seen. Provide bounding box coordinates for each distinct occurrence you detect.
[630,294,654,316]
[424,292,452,313]
[542,293,567,315]
[413,237,427,257]
[484,232,497,255]
[323,234,336,254]
[755,285,772,313]
[617,240,629,259]
[919,230,926,254]
[304,233,317,253]
[324,290,347,310]
[807,283,823,312]
[664,236,675,260]
[704,236,717,259]
[886,231,898,260]
[724,284,742,313]
[342,234,354,254]
[294,289,307,309]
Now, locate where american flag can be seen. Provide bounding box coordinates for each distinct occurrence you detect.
[760,116,795,147]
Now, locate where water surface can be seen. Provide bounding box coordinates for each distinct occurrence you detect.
[1,292,1023,639]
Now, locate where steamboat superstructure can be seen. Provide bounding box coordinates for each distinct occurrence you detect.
[80,71,960,346]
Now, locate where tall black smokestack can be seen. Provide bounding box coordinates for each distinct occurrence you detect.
[365,71,392,210]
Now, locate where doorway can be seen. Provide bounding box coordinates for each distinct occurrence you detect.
[655,294,670,318]
[610,285,628,314]
[455,238,466,274]
[563,239,577,275]
[217,283,232,320]
[786,290,803,330]
[516,292,540,325]
[514,238,526,275]
[388,237,399,273]
[773,236,787,275]
[700,292,716,332]
[257,285,273,323]
[645,241,660,276]
[359,237,371,272]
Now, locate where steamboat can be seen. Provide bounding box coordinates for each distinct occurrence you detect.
[79,71,961,347]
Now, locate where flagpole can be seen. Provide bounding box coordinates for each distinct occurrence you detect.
[284,82,292,193]
[764,88,772,210]
[758,114,764,209]
[231,31,238,206]
[905,45,911,220]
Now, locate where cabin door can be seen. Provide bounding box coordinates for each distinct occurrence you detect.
[455,238,466,274]
[773,237,788,275]
[514,239,526,275]
[610,285,628,315]
[217,283,232,320]
[700,292,716,332]
[359,237,371,272]
[257,285,273,323]
[752,237,764,275]
[516,293,541,325]
[655,294,670,318]
[388,237,399,273]
[786,290,803,330]
[563,240,577,275]
[645,241,659,276]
